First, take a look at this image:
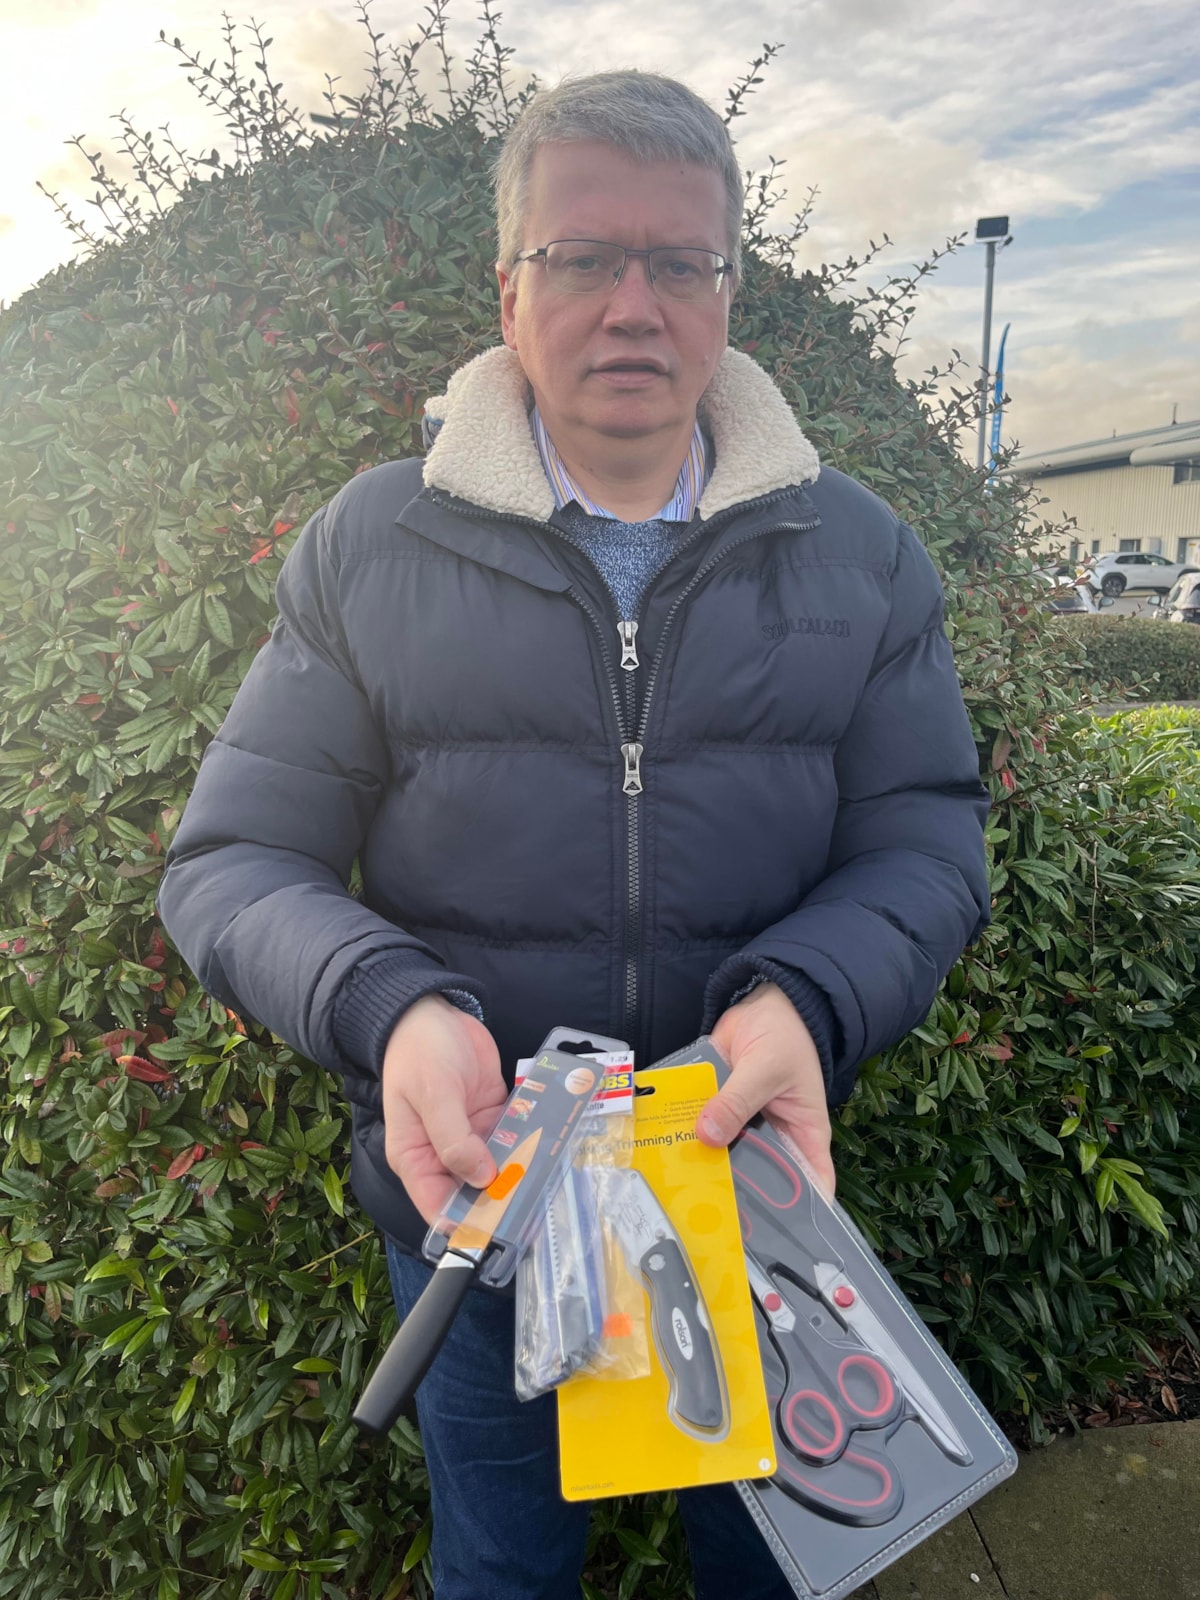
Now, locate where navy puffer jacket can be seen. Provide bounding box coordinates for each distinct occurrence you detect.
[158,346,990,1250]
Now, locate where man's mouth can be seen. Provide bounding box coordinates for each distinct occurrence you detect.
[592,360,667,378]
[592,356,668,377]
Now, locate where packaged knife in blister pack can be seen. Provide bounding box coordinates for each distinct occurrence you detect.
[424,1027,631,1288]
[512,1044,650,1400]
[352,1028,628,1437]
[556,1059,778,1500]
[651,1038,1018,1600]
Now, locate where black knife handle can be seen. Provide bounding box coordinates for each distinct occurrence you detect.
[641,1237,728,1438]
[353,1254,475,1436]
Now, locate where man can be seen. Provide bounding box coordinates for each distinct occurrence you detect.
[159,70,989,1600]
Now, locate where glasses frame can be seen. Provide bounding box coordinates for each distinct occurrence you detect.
[513,239,734,299]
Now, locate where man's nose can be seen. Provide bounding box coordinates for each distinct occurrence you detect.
[601,255,665,333]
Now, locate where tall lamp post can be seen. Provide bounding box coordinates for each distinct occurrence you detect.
[975,215,1012,471]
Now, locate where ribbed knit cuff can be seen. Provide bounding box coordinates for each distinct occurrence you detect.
[332,949,488,1078]
[703,956,839,1093]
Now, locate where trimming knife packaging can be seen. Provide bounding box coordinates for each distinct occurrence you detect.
[556,1060,777,1499]
[651,1038,1018,1600]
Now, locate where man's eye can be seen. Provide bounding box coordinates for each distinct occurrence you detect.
[659,257,705,281]
[564,254,604,273]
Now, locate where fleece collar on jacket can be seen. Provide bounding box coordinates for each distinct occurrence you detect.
[421,345,820,523]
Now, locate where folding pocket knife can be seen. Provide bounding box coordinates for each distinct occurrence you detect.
[611,1168,729,1441]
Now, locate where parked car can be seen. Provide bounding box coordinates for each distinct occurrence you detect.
[1150,575,1200,624]
[1038,574,1097,614]
[1079,551,1200,597]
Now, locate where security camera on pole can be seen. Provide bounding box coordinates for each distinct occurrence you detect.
[974,216,1012,471]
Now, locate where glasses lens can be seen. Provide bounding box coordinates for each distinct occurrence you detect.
[544,241,625,294]
[649,248,723,300]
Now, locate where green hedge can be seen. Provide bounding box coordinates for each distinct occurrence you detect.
[1058,613,1200,702]
[1103,705,1200,741]
[1,14,1198,1599]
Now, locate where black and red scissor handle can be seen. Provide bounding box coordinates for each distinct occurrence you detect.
[752,1267,906,1526]
[734,1127,909,1524]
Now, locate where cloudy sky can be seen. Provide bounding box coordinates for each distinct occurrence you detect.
[2,0,1197,457]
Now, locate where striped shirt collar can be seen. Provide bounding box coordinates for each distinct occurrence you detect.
[530,407,709,522]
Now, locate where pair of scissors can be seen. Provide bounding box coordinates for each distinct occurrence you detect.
[733,1126,972,1525]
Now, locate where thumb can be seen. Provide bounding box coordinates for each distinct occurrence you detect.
[696,1075,768,1148]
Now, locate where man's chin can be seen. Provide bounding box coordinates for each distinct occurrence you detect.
[578,399,684,442]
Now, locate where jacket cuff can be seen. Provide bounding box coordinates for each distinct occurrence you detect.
[702,956,840,1094]
[332,949,488,1078]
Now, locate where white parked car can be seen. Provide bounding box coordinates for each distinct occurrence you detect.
[1080,551,1200,598]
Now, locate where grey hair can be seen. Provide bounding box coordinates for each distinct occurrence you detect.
[494,71,744,279]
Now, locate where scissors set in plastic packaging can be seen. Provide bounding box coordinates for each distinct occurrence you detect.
[354,1029,1017,1600]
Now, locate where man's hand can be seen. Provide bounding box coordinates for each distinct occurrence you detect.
[382,993,508,1223]
[697,981,835,1198]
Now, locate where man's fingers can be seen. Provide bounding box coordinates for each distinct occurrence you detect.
[769,1114,836,1201]
[419,1094,497,1190]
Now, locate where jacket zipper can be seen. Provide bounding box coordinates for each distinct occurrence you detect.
[563,585,643,1032]
[424,487,818,1047]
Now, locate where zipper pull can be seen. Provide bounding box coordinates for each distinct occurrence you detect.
[618,619,640,671]
[621,742,644,796]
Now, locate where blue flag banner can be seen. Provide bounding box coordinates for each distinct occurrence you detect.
[988,323,1010,473]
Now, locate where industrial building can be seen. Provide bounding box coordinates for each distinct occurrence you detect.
[1010,417,1200,567]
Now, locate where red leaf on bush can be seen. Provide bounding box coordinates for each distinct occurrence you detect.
[248,541,276,565]
[101,1028,141,1057]
[283,387,299,426]
[166,1143,206,1180]
[264,1190,284,1214]
[119,1054,173,1083]
[239,1140,264,1150]
[389,301,406,311]
[272,519,294,538]
[986,1035,1013,1061]
[75,693,102,706]
[166,398,179,416]
[1000,769,1017,793]
[952,1030,971,1046]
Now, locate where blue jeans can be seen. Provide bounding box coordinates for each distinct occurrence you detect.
[385,1241,793,1600]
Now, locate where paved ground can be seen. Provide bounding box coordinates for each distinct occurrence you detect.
[846,1421,1200,1600]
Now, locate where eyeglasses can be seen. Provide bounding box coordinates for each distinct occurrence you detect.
[514,239,732,302]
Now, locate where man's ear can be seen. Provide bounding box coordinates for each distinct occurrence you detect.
[497,262,518,353]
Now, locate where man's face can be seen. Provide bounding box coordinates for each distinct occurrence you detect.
[497,141,732,448]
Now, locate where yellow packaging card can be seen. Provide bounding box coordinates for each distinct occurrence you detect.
[557,1062,775,1500]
